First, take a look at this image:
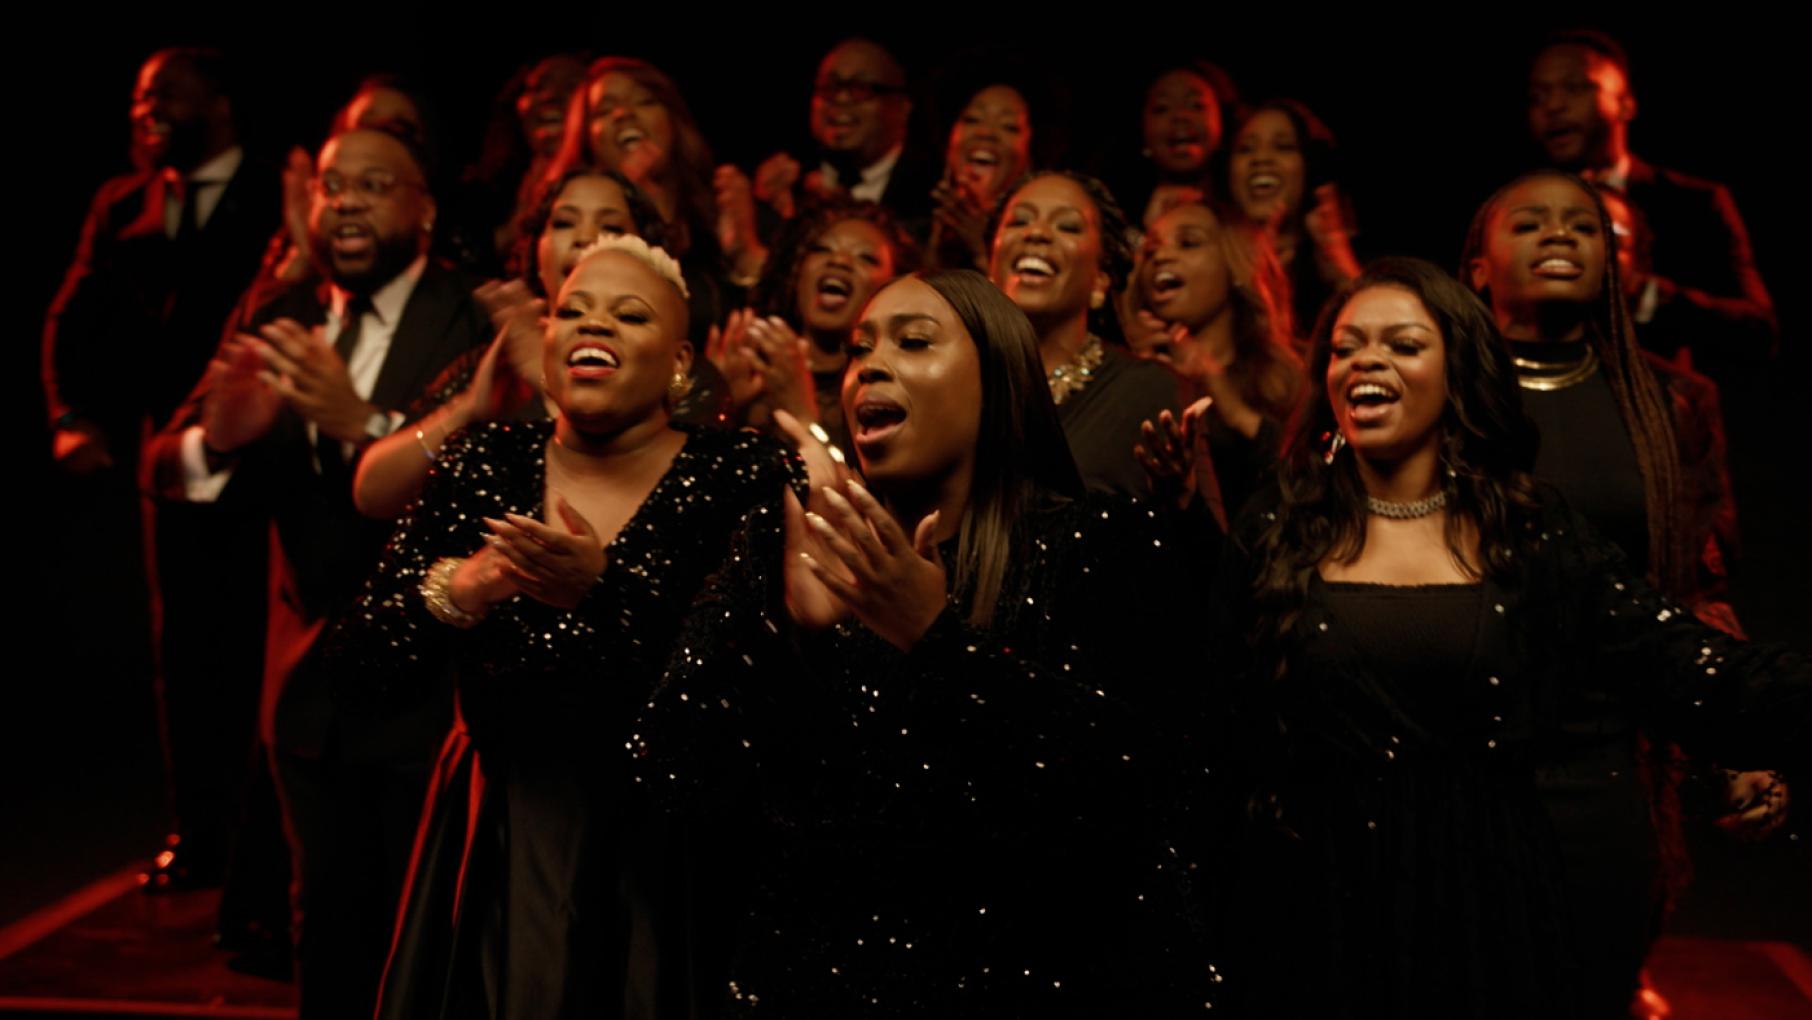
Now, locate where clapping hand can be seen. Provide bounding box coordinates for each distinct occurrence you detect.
[202,337,284,454]
[715,164,765,266]
[744,316,815,422]
[774,408,856,631]
[929,171,993,270]
[705,309,766,413]
[797,480,946,651]
[754,152,801,221]
[481,492,607,610]
[244,317,379,443]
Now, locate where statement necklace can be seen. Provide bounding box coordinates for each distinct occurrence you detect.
[1514,345,1599,391]
[1366,490,1449,519]
[1047,335,1105,406]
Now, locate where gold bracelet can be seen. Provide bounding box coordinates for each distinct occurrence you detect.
[415,425,437,462]
[421,556,485,628]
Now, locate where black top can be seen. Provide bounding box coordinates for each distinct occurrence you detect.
[1322,581,1484,714]
[1516,341,1650,578]
[1208,486,1811,1017]
[635,494,1219,1015]
[1056,346,1182,499]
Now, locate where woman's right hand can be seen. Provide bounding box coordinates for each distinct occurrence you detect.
[783,487,850,630]
[450,544,521,615]
[705,308,766,413]
[774,408,856,629]
[1135,399,1224,522]
[745,317,816,423]
[929,172,992,269]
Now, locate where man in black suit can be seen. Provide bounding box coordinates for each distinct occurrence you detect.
[41,48,278,891]
[755,37,938,236]
[147,126,490,1019]
[1528,30,1777,369]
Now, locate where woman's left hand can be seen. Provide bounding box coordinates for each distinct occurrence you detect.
[799,480,946,651]
[482,492,607,609]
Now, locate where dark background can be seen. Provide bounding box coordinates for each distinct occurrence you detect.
[4,13,1805,938]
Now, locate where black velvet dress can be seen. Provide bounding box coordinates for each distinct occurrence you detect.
[634,494,1222,1016]
[322,420,803,1020]
[1210,488,1810,1018]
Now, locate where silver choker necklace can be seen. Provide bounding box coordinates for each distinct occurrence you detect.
[1366,490,1449,519]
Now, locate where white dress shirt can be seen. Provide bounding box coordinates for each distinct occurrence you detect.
[818,145,903,203]
[164,145,244,239]
[180,255,426,501]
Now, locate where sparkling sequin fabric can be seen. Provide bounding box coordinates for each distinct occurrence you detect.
[634,493,1222,1016]
[1210,487,1811,1017]
[323,419,804,1018]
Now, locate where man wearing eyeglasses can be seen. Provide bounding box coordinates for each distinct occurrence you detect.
[756,37,936,233]
[147,125,489,1019]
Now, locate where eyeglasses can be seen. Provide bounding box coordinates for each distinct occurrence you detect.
[813,77,905,103]
[310,172,425,201]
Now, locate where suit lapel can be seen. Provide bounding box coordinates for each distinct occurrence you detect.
[369,263,461,410]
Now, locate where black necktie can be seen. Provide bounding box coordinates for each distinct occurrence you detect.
[316,296,372,478]
[175,180,202,244]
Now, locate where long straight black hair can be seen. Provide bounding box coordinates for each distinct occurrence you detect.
[914,269,1083,628]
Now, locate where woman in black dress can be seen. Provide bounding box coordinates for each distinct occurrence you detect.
[987,171,1182,497]
[1210,256,1807,1017]
[324,235,801,1018]
[635,269,1214,1015]
[1462,170,1766,1014]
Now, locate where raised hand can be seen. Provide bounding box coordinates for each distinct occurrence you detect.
[272,146,315,282]
[705,308,766,412]
[481,491,608,610]
[715,164,762,261]
[772,408,851,499]
[783,487,849,631]
[929,172,993,270]
[244,317,380,443]
[202,337,284,453]
[473,278,548,394]
[744,316,816,422]
[1135,398,1223,523]
[754,152,801,221]
[798,480,946,651]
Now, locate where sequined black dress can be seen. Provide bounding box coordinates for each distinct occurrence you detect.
[1210,487,1810,1018]
[323,420,803,1020]
[634,494,1221,1016]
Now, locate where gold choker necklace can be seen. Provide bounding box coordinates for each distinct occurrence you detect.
[1048,335,1105,406]
[1514,345,1599,391]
